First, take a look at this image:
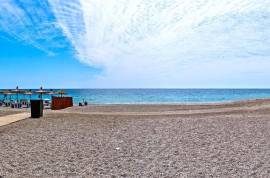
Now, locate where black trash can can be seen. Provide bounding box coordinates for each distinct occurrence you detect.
[31,100,43,118]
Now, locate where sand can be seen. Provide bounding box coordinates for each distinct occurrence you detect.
[0,113,30,127]
[1,99,270,177]
[0,108,24,117]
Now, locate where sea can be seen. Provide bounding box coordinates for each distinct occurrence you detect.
[2,89,270,104]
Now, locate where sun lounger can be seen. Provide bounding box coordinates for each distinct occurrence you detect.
[4,100,11,107]
[20,99,30,108]
[11,102,21,108]
[43,99,51,109]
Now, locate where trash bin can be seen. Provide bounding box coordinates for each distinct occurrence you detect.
[31,100,43,118]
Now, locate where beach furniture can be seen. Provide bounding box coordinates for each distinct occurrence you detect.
[10,102,15,108]
[0,98,4,106]
[35,86,50,99]
[11,86,25,102]
[43,99,51,109]
[11,101,21,108]
[24,90,33,103]
[4,99,12,107]
[0,90,6,103]
[57,90,66,97]
[1,91,13,106]
[48,89,55,95]
[20,99,30,108]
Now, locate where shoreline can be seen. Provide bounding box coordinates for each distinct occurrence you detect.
[80,97,270,106]
[75,97,270,105]
[1,97,270,116]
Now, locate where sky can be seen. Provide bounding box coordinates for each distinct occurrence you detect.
[0,0,270,89]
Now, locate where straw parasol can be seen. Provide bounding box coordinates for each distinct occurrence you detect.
[1,90,13,100]
[48,89,56,95]
[0,90,12,94]
[57,90,66,97]
[24,90,33,100]
[35,86,50,99]
[0,90,6,95]
[0,90,3,101]
[47,89,56,101]
[0,90,8,100]
[11,86,25,102]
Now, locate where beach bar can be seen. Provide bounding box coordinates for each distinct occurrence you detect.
[51,96,73,110]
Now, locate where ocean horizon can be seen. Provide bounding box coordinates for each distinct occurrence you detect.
[2,88,270,104]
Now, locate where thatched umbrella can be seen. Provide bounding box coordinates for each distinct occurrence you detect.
[11,86,25,102]
[0,90,10,100]
[57,90,66,97]
[24,90,33,101]
[48,89,56,95]
[1,90,13,101]
[35,86,50,99]
[0,90,5,96]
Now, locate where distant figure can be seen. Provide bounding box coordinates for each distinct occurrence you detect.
[84,101,88,106]
[79,102,83,106]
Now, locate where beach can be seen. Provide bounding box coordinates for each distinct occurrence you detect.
[0,108,24,117]
[1,99,270,177]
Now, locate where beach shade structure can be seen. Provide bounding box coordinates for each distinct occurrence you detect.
[0,90,9,101]
[48,89,56,95]
[47,89,56,99]
[11,86,25,102]
[24,90,33,100]
[0,90,5,97]
[20,90,32,108]
[1,90,13,99]
[1,90,14,106]
[35,86,50,99]
[44,89,55,99]
[57,90,66,97]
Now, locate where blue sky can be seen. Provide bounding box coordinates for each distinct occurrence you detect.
[0,34,100,88]
[0,0,270,88]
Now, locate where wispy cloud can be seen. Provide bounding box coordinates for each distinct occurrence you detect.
[1,0,270,87]
[0,0,67,54]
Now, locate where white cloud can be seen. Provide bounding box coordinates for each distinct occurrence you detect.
[1,0,270,87]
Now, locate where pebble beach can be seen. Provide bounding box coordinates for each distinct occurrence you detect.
[1,99,270,177]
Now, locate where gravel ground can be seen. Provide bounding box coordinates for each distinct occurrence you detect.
[1,100,270,177]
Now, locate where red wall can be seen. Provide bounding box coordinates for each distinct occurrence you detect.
[51,96,73,110]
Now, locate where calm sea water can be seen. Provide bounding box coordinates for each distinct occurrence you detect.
[2,89,270,104]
